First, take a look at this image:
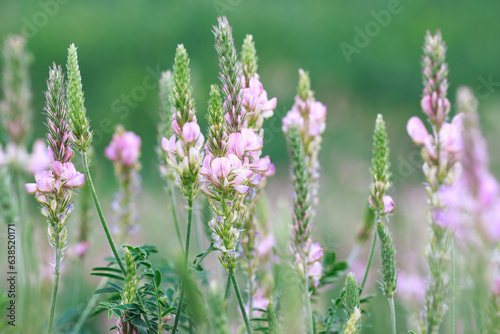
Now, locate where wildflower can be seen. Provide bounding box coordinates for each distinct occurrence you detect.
[282,69,326,208]
[105,126,141,167]
[24,63,84,333]
[408,31,459,334]
[105,126,142,243]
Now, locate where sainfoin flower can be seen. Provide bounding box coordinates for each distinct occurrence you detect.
[105,127,141,166]
[25,161,85,195]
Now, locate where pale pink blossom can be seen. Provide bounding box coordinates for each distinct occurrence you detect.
[257,234,275,257]
[105,129,141,166]
[382,195,395,214]
[182,122,201,143]
[62,162,85,188]
[308,242,324,263]
[308,262,323,288]
[161,135,177,154]
[25,139,51,174]
[407,116,429,145]
[35,170,55,193]
[308,101,327,136]
[282,109,304,133]
[420,94,433,117]
[440,122,462,153]
[397,271,426,305]
[242,76,277,117]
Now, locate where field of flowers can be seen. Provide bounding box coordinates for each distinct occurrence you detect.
[1,5,500,334]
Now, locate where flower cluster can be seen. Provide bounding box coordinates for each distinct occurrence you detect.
[282,69,327,207]
[25,64,85,256]
[105,126,142,243]
[295,241,324,288]
[407,30,459,334]
[161,45,203,199]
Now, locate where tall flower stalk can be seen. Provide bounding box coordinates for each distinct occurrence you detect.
[65,44,126,276]
[105,126,142,244]
[361,114,394,293]
[160,44,204,333]
[406,31,462,334]
[282,69,327,333]
[25,64,85,334]
[238,34,277,317]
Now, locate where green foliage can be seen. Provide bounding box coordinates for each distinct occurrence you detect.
[205,84,227,157]
[297,69,312,102]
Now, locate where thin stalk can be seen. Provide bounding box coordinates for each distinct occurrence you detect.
[80,150,125,275]
[389,296,396,334]
[451,238,455,334]
[303,273,314,334]
[248,272,254,320]
[361,212,380,294]
[171,197,194,333]
[361,229,377,293]
[229,268,253,334]
[47,233,62,334]
[224,274,231,301]
[168,184,183,252]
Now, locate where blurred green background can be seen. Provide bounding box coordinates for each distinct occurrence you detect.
[1,0,500,332]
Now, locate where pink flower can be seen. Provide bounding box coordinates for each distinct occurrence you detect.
[308,242,324,263]
[308,262,323,288]
[227,133,246,157]
[382,195,395,214]
[242,76,277,117]
[421,94,433,117]
[211,157,232,179]
[397,271,425,305]
[35,170,55,193]
[74,241,89,258]
[282,109,304,133]
[182,122,201,143]
[257,234,275,257]
[62,162,85,188]
[26,139,51,175]
[440,122,462,153]
[161,135,177,154]
[308,101,327,136]
[407,116,429,145]
[105,129,141,166]
[25,183,37,194]
[250,155,272,174]
[241,128,263,152]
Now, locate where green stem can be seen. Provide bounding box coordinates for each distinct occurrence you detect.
[224,274,231,301]
[451,238,455,334]
[229,268,253,334]
[361,227,377,294]
[171,197,194,333]
[248,271,254,320]
[303,264,314,334]
[80,150,125,275]
[389,296,396,334]
[47,233,62,334]
[168,183,184,253]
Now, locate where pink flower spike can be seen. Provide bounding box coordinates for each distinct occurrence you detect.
[182,122,200,143]
[382,195,395,214]
[25,183,37,194]
[421,94,433,117]
[407,117,429,145]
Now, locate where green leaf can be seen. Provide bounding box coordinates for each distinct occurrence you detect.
[154,269,162,287]
[91,266,123,274]
[90,272,125,281]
